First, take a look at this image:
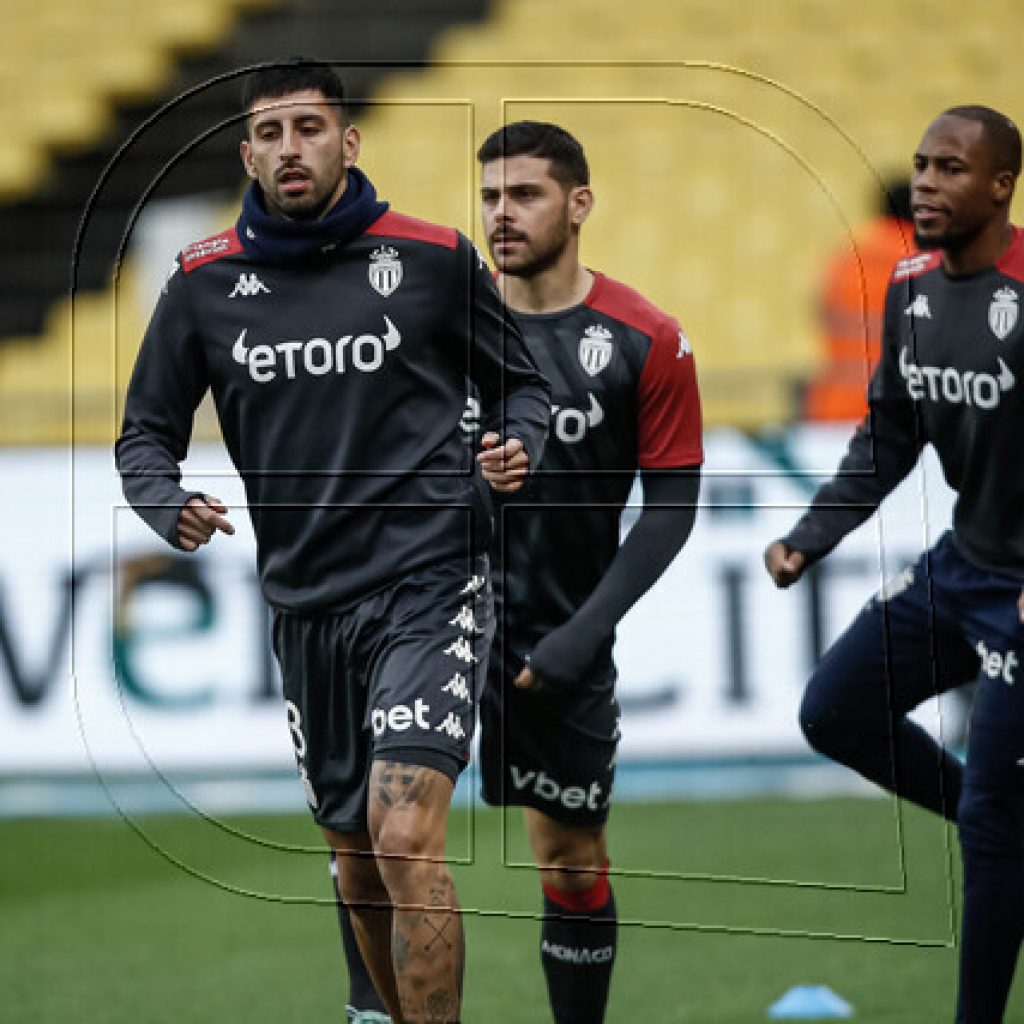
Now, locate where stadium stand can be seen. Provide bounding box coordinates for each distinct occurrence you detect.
[1,0,1022,442]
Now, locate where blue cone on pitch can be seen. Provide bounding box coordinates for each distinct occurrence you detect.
[767,984,853,1019]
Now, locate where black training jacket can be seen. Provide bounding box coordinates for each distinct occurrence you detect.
[786,227,1024,576]
[116,210,550,611]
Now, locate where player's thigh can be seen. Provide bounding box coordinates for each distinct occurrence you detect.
[803,555,978,723]
[271,611,372,834]
[365,557,493,782]
[368,759,455,862]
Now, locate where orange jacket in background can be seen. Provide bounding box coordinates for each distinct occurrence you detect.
[803,216,914,422]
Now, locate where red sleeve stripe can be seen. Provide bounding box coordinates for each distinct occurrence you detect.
[637,320,704,469]
[996,225,1024,283]
[180,228,243,272]
[366,210,457,250]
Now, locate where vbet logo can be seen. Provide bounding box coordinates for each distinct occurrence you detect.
[976,641,1019,685]
[509,765,607,812]
[232,315,401,383]
[370,699,466,740]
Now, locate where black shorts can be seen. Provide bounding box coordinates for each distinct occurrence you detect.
[479,631,619,828]
[272,557,493,833]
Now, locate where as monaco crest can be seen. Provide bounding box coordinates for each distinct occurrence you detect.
[579,324,613,376]
[369,245,403,297]
[989,286,1018,341]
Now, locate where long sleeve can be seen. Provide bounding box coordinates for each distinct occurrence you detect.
[453,235,550,469]
[114,267,209,548]
[784,284,924,564]
[528,470,700,686]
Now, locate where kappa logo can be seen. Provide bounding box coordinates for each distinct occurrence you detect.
[229,272,270,298]
[899,346,1015,409]
[976,641,1019,685]
[460,575,487,596]
[444,636,478,664]
[435,712,466,740]
[232,315,401,383]
[449,605,483,633]
[579,325,614,376]
[677,329,692,358]
[552,393,604,445]
[368,244,402,297]
[904,294,932,319]
[442,673,471,701]
[989,286,1019,340]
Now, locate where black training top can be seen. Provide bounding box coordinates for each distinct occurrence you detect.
[786,226,1024,577]
[116,210,550,611]
[492,271,703,656]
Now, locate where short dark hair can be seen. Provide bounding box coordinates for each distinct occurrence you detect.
[242,58,347,124]
[878,176,912,221]
[942,104,1022,177]
[477,121,589,188]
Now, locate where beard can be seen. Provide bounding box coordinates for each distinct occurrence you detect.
[493,219,572,279]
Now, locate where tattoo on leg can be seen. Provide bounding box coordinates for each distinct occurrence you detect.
[426,987,456,1022]
[394,930,411,971]
[375,760,432,812]
[423,914,454,953]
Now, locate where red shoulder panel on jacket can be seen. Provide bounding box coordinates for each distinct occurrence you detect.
[180,228,243,272]
[891,250,941,282]
[585,272,673,337]
[995,226,1024,283]
[365,210,457,250]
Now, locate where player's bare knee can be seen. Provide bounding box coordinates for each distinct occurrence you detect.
[532,824,606,891]
[373,810,446,872]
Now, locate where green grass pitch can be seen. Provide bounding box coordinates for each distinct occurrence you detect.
[3,795,1021,1022]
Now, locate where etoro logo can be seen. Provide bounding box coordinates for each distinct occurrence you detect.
[232,315,401,383]
[552,393,604,444]
[509,765,606,811]
[899,346,1015,409]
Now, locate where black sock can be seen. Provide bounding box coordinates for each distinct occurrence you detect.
[540,870,617,1024]
[330,854,388,1014]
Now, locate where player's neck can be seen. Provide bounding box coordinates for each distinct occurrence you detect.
[941,218,1014,277]
[499,260,594,315]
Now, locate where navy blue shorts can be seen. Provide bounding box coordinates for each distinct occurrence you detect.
[272,557,493,834]
[813,531,1024,790]
[478,622,619,828]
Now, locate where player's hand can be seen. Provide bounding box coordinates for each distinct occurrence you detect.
[514,662,541,691]
[177,495,235,552]
[764,539,807,588]
[515,623,595,693]
[477,432,529,493]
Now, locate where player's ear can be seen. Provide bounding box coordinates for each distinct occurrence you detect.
[239,139,258,180]
[569,185,594,226]
[992,168,1015,206]
[342,124,361,169]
